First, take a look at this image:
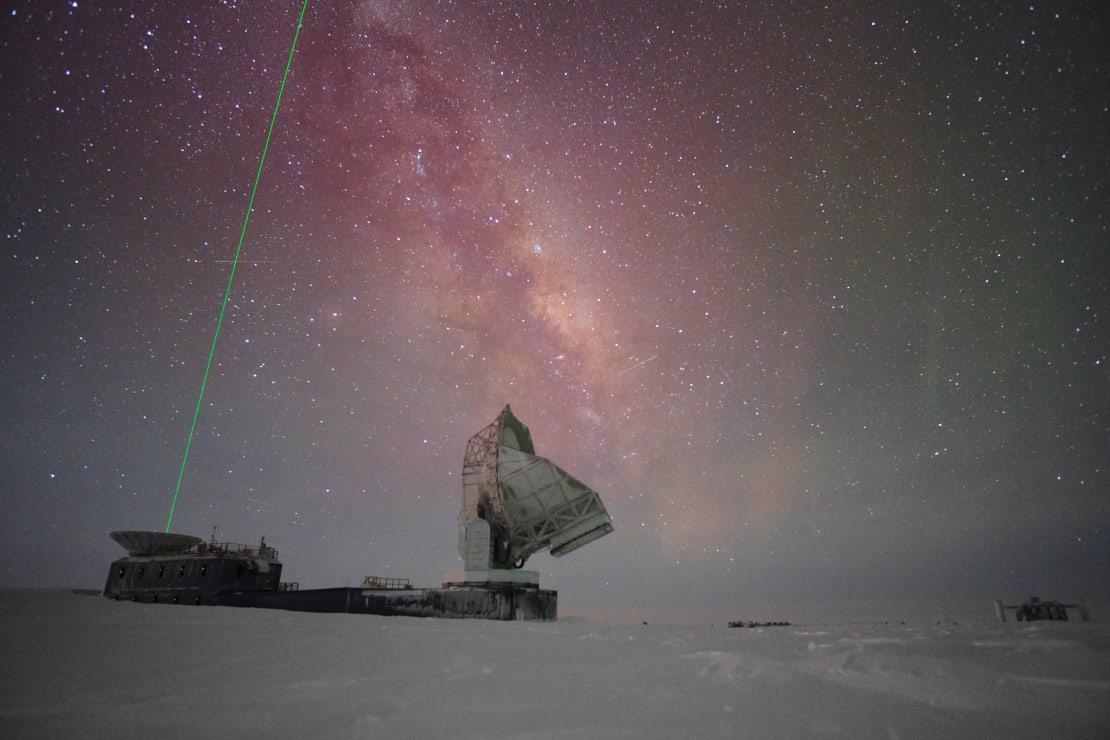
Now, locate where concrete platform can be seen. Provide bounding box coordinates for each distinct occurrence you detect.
[216,584,557,621]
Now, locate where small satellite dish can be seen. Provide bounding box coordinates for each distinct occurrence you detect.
[110,531,202,556]
[459,405,614,569]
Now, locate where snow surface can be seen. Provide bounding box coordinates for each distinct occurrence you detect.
[2,590,1109,739]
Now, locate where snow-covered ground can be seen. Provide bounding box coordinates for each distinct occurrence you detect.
[2,590,1108,738]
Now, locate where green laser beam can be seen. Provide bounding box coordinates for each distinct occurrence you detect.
[165,0,310,533]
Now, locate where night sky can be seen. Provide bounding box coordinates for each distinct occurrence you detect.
[2,1,1107,611]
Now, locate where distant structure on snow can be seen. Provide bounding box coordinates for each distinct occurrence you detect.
[994,596,1090,622]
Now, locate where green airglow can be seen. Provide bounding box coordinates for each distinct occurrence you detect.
[165,1,310,533]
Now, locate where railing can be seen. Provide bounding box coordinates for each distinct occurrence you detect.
[195,540,279,560]
[361,576,411,590]
[279,582,300,591]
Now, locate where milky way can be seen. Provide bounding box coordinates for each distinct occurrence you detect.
[2,1,1107,610]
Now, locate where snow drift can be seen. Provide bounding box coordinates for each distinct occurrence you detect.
[1,590,1108,738]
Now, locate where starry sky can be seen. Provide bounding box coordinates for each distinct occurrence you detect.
[2,1,1107,611]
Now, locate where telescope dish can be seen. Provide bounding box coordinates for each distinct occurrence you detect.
[110,531,202,556]
[459,405,614,569]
